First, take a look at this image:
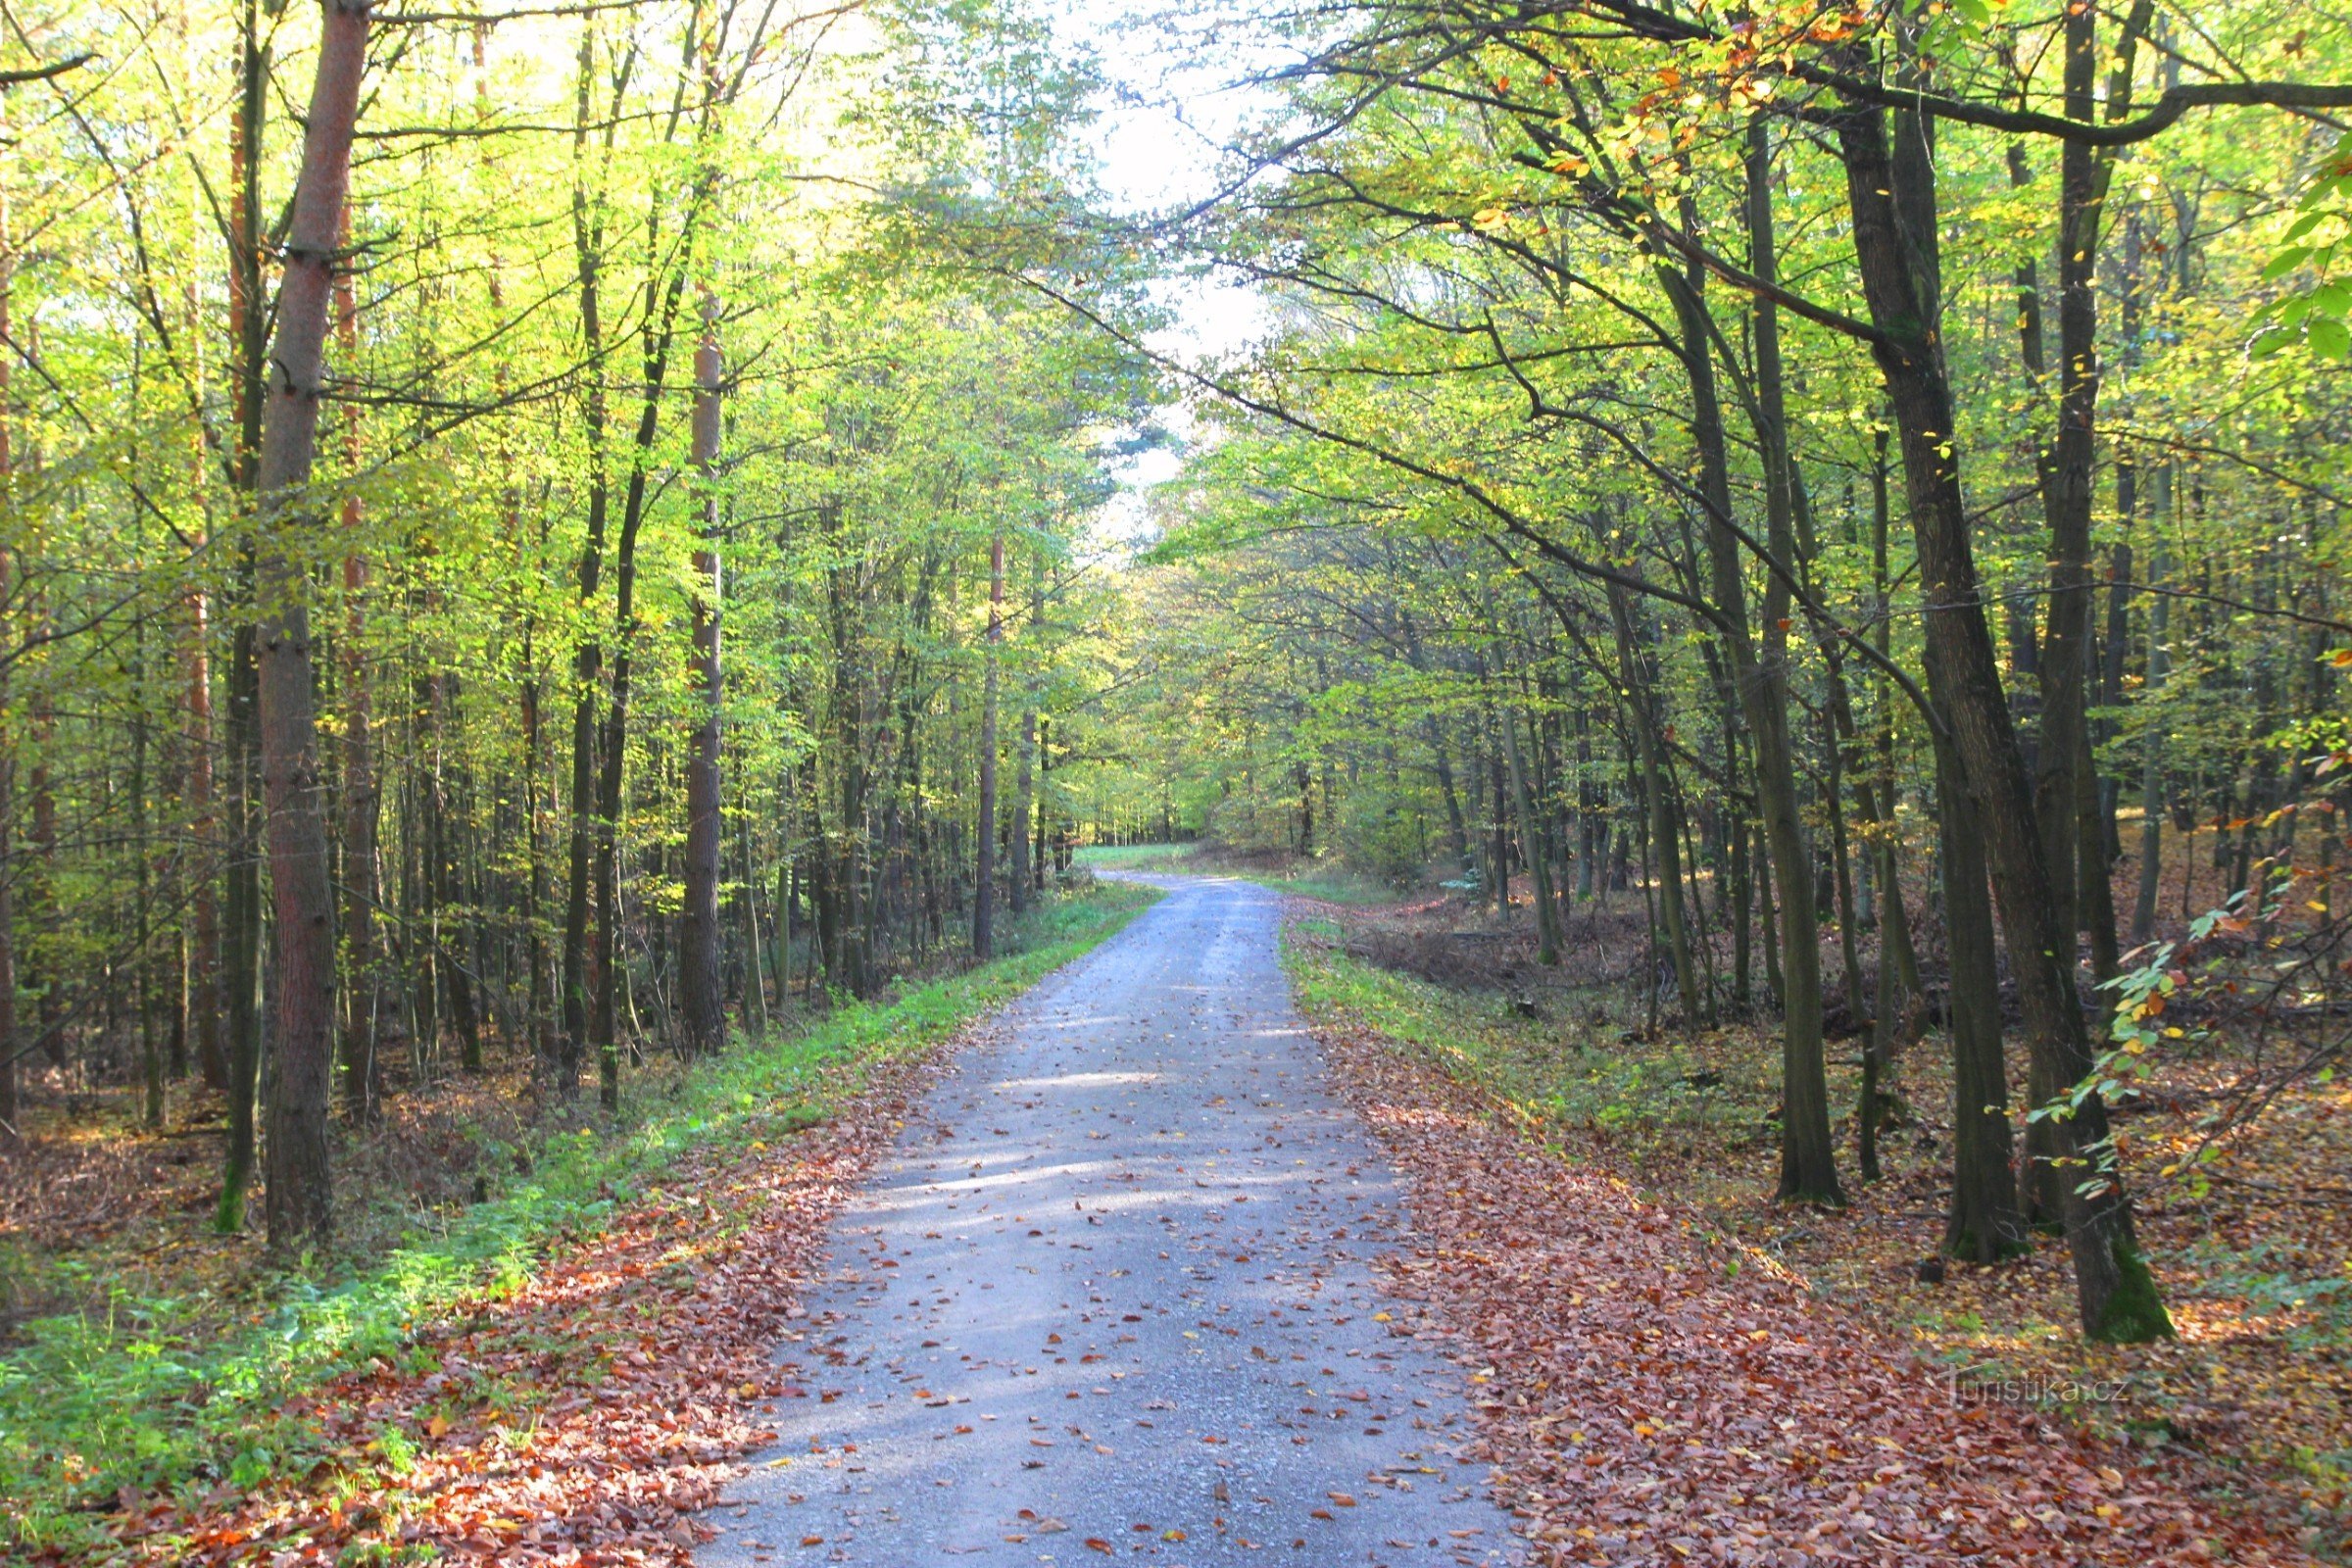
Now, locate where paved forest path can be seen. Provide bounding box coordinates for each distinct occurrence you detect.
[699,876,1516,1568]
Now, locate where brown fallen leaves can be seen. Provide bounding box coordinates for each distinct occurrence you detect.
[88,1054,953,1567]
[1310,1018,2317,1567]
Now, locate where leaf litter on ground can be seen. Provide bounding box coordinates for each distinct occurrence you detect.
[1301,956,2320,1566]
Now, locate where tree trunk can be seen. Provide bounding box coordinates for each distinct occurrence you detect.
[679,293,725,1057]
[2132,511,2171,944]
[250,0,373,1250]
[974,532,1002,959]
[1669,159,1840,1203]
[1837,97,2170,1341]
[0,547,15,1141]
[1496,671,1561,963]
[333,203,379,1122]
[1610,585,1699,1024]
[1011,705,1035,919]
[1935,732,2027,1260]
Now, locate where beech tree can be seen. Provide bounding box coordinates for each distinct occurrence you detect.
[1057,0,2352,1343]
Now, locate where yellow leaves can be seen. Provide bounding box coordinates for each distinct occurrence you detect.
[1547,151,1589,177]
[1471,206,1512,232]
[423,1414,450,1440]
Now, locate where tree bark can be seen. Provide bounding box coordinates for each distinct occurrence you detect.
[1667,161,1839,1202]
[333,203,379,1122]
[252,0,374,1250]
[558,20,612,1098]
[2132,502,2171,943]
[1936,731,2027,1260]
[212,0,270,1233]
[1836,96,2170,1340]
[679,292,725,1057]
[1011,708,1035,919]
[974,531,1002,959]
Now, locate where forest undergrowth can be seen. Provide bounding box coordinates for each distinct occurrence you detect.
[1275,844,2351,1560]
[0,878,1158,1560]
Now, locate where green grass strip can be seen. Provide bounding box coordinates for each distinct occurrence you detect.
[0,880,1159,1552]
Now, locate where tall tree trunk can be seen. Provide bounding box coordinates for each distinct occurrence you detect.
[334,203,378,1122]
[0,545,15,1142]
[251,0,374,1250]
[215,0,267,1229]
[2030,0,2102,981]
[1672,152,1839,1203]
[679,293,725,1057]
[1011,709,1035,919]
[133,628,165,1128]
[974,531,1002,959]
[2132,499,2171,944]
[186,586,223,1090]
[1836,96,2170,1341]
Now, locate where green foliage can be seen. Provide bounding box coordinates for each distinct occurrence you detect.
[0,882,1157,1549]
[1335,786,1428,887]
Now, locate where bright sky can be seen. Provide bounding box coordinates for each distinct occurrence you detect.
[1052,0,1281,544]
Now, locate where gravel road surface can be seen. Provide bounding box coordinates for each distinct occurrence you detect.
[698,875,1517,1568]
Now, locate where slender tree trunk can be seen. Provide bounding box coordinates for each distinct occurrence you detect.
[1011,706,1035,919]
[1496,672,1561,962]
[1673,156,1839,1203]
[333,204,378,1122]
[2133,504,2171,943]
[134,632,165,1129]
[974,532,1002,959]
[215,0,267,1226]
[0,543,15,1141]
[679,293,725,1056]
[218,627,263,1231]
[1611,586,1699,1024]
[187,589,223,1091]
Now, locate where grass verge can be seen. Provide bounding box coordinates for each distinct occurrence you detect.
[1,878,1158,1555]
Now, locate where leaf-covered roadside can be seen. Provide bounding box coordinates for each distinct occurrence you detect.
[1290,918,2316,1567]
[16,883,1157,1566]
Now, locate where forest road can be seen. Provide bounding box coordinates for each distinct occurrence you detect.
[697,874,1519,1568]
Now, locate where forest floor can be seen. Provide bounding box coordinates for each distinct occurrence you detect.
[0,878,1160,1563]
[1277,856,2352,1563]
